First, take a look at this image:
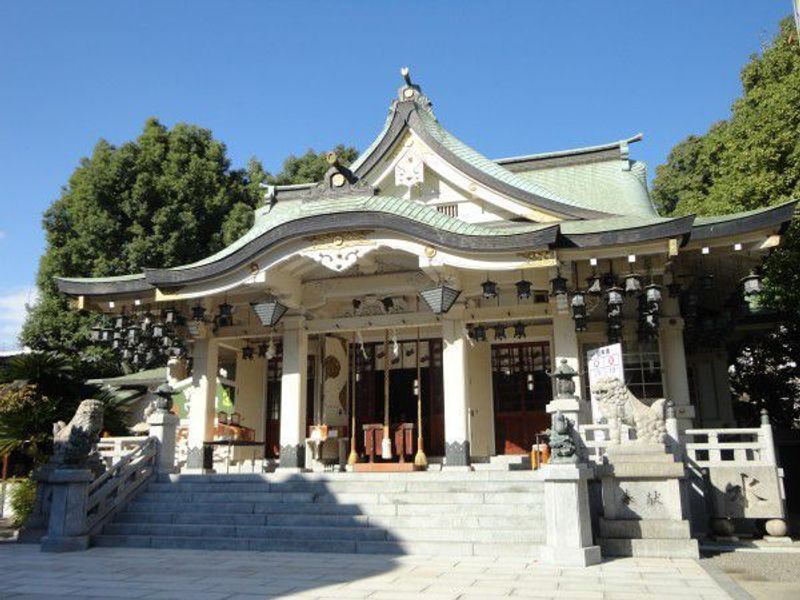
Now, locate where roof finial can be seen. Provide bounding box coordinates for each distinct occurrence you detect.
[400,66,412,87]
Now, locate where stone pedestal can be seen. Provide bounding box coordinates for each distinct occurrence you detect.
[546,398,590,429]
[596,444,698,558]
[540,463,602,566]
[40,469,93,553]
[147,410,179,473]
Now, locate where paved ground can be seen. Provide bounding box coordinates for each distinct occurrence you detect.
[703,551,800,600]
[0,544,744,600]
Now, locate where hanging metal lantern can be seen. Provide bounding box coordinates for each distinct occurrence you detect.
[162,335,172,348]
[482,279,498,300]
[242,345,254,361]
[741,269,763,297]
[644,283,662,308]
[163,308,177,324]
[571,292,587,318]
[257,342,269,358]
[586,274,602,296]
[574,315,588,332]
[606,286,624,307]
[251,295,289,326]
[126,324,141,345]
[513,322,526,339]
[191,305,206,322]
[624,273,642,295]
[550,274,568,297]
[515,278,532,300]
[419,284,461,314]
[472,324,486,342]
[151,322,165,338]
[217,302,234,327]
[493,324,506,341]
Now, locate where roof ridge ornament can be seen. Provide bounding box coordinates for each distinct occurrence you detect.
[303,152,378,201]
[397,66,434,116]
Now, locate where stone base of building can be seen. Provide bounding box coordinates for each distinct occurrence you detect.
[596,444,698,559]
[41,534,90,553]
[540,545,602,567]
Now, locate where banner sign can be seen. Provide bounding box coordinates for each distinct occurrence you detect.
[587,343,624,423]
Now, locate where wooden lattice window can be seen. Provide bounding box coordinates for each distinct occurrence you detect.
[435,203,458,218]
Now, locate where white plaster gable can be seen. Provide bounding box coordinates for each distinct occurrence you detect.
[368,131,561,224]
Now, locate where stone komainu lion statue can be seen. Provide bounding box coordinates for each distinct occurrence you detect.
[591,377,666,444]
[50,399,105,472]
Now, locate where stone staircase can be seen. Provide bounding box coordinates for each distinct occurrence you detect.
[94,471,546,557]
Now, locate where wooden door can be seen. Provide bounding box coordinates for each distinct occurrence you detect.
[491,342,552,454]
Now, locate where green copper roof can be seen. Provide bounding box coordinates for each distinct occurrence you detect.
[693,201,796,225]
[559,214,678,235]
[415,109,595,214]
[176,195,551,271]
[512,160,657,218]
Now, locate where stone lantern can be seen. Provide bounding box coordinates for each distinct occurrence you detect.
[550,358,578,400]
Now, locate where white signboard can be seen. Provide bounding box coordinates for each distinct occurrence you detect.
[587,343,624,424]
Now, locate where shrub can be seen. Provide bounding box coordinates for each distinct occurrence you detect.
[8,477,37,528]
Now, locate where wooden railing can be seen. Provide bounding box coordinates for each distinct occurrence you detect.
[85,436,158,534]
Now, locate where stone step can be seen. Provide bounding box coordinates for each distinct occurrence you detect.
[124,500,542,517]
[144,480,544,494]
[105,521,543,544]
[134,490,544,506]
[157,471,544,483]
[599,518,692,540]
[103,522,387,541]
[118,511,543,530]
[93,534,544,557]
[599,537,700,558]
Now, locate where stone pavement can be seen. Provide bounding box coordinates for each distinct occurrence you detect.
[0,544,744,600]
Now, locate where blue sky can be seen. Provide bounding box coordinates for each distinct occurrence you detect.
[0,1,791,349]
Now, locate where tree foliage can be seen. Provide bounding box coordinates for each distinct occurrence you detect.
[651,17,800,428]
[20,116,355,363]
[0,352,128,464]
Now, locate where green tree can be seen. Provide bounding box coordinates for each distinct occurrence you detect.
[651,16,800,428]
[0,352,127,463]
[21,116,355,365]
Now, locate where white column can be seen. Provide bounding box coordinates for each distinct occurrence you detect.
[278,317,308,470]
[186,337,218,470]
[548,312,589,425]
[442,317,470,466]
[660,315,695,432]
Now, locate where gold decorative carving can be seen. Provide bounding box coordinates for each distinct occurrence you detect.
[424,246,437,258]
[518,250,558,267]
[331,173,346,187]
[305,232,375,251]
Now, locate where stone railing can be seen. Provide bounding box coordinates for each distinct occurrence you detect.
[683,422,776,467]
[85,436,158,535]
[577,423,635,464]
[96,436,150,468]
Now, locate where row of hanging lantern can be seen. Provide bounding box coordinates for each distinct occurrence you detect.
[91,307,186,368]
[240,337,278,361]
[560,262,664,343]
[189,295,289,329]
[467,321,529,342]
